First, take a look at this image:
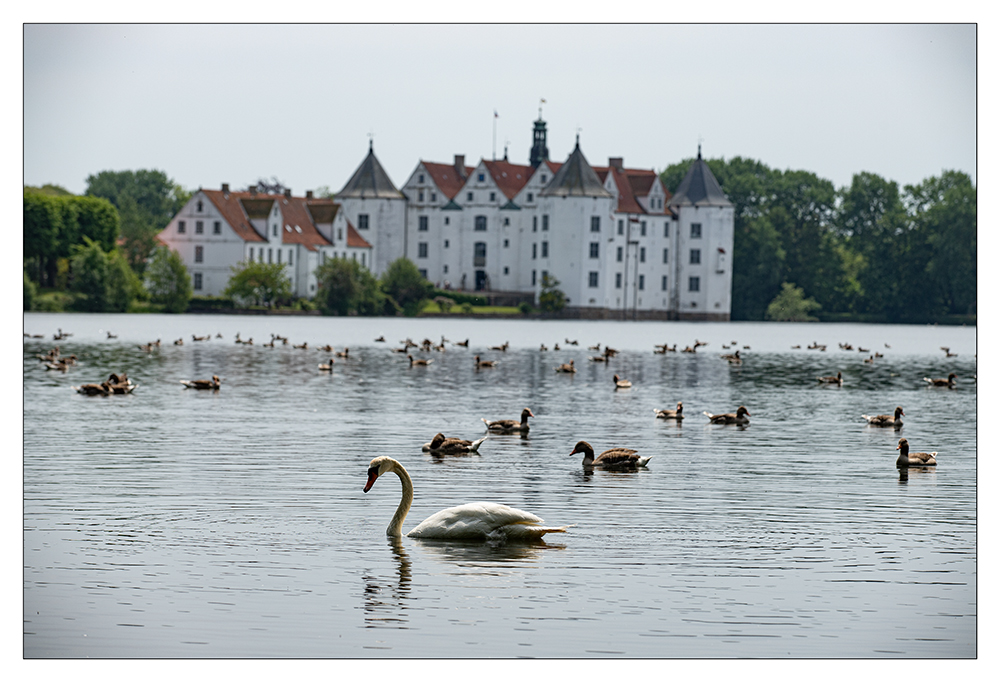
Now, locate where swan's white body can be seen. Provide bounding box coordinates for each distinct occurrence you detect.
[364,456,567,540]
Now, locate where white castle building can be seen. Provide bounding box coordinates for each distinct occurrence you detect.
[336,116,734,320]
[158,116,734,319]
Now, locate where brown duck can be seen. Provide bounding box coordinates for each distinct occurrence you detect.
[817,371,843,385]
[555,359,576,373]
[421,433,488,454]
[613,374,632,389]
[181,375,221,390]
[923,373,957,388]
[408,354,432,366]
[654,402,684,420]
[482,408,534,434]
[862,406,904,428]
[474,355,496,368]
[569,441,651,468]
[703,406,750,424]
[896,438,937,467]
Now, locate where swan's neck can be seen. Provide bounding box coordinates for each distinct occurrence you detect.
[387,462,414,537]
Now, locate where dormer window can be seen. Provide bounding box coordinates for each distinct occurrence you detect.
[527,192,534,202]
[490,192,496,202]
[478,173,485,182]
[419,191,425,202]
[196,200,203,212]
[430,192,437,202]
[467,192,474,202]
[418,173,425,183]
[540,175,547,183]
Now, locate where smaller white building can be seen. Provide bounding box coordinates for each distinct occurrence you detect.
[158,184,373,298]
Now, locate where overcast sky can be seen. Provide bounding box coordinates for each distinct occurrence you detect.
[23,23,976,197]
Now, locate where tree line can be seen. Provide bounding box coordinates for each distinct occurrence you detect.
[659,158,976,323]
[24,161,975,323]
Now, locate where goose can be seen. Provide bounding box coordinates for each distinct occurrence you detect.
[539,344,548,351]
[681,346,697,353]
[817,371,843,385]
[482,408,534,434]
[317,344,334,352]
[293,341,308,349]
[106,331,117,339]
[374,336,386,342]
[791,344,801,349]
[569,441,651,469]
[703,406,750,425]
[555,359,576,373]
[192,334,209,342]
[216,333,224,339]
[613,374,632,389]
[863,355,875,364]
[137,343,154,352]
[862,406,904,428]
[653,345,667,355]
[654,402,684,420]
[335,348,350,359]
[363,456,568,540]
[588,343,601,351]
[74,382,110,396]
[590,355,608,363]
[105,373,137,394]
[181,375,221,390]
[565,338,578,346]
[487,341,510,352]
[895,438,937,467]
[421,433,488,454]
[174,338,184,345]
[924,373,957,388]
[318,359,335,372]
[454,339,470,347]
[408,354,432,366]
[694,339,708,348]
[553,343,561,351]
[44,361,68,372]
[721,349,741,363]
[603,347,619,357]
[474,355,496,368]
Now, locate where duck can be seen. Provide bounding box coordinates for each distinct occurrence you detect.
[482,408,534,434]
[421,433,488,454]
[603,347,619,358]
[565,338,579,346]
[105,373,137,394]
[474,355,496,368]
[44,361,68,372]
[317,344,334,352]
[335,348,350,359]
[137,343,154,352]
[588,343,601,351]
[817,371,843,385]
[895,438,937,467]
[106,331,117,339]
[293,341,308,349]
[613,374,632,389]
[923,373,957,388]
[487,341,510,352]
[74,382,110,396]
[681,346,697,353]
[453,339,470,347]
[174,338,184,345]
[180,375,221,390]
[539,344,548,351]
[654,402,684,420]
[857,347,870,353]
[703,406,750,425]
[553,343,561,351]
[374,335,386,342]
[569,441,651,469]
[318,359,335,372]
[590,355,609,363]
[192,334,209,342]
[555,359,576,373]
[408,354,432,366]
[721,349,741,363]
[363,456,568,540]
[862,406,904,428]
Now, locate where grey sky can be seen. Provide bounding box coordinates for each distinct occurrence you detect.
[23,23,976,197]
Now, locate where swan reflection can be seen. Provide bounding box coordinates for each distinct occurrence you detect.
[362,536,412,629]
[898,466,937,484]
[412,537,564,565]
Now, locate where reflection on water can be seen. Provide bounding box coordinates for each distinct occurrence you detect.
[22,313,976,658]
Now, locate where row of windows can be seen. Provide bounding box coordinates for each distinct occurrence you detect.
[178,220,222,235]
[245,246,295,265]
[607,273,700,292]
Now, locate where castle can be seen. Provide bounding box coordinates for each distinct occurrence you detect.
[159,115,734,320]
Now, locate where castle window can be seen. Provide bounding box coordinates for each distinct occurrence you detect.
[589,242,599,259]
[532,216,538,232]
[689,276,700,292]
[690,249,701,265]
[444,240,449,248]
[418,173,424,183]
[195,221,204,234]
[418,216,428,232]
[478,173,485,182]
[193,273,202,290]
[616,246,623,262]
[288,250,293,264]
[591,216,601,232]
[532,243,537,259]
[691,223,702,238]
[540,174,547,183]
[588,272,599,288]
[475,215,487,231]
[617,219,624,235]
[474,242,487,267]
[640,247,646,263]
[444,217,449,225]
[663,248,669,264]
[532,270,537,286]
[358,214,369,230]
[615,272,622,289]
[504,239,510,248]
[337,228,343,240]
[272,224,278,237]
[641,221,647,236]
[527,192,534,202]
[542,215,549,231]
[503,217,510,226]
[195,245,203,263]
[490,191,496,202]
[639,275,645,290]
[418,242,428,258]
[419,191,424,202]
[196,200,202,212]
[431,192,437,202]
[419,268,428,279]
[541,241,549,258]
[664,222,669,238]
[504,266,510,275]
[467,192,474,202]
[213,221,221,234]
[662,275,668,291]
[177,220,186,234]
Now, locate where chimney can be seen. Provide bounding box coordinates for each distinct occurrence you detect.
[305,190,313,199]
[249,187,257,197]
[609,157,623,170]
[284,188,292,199]
[454,154,466,178]
[221,183,230,193]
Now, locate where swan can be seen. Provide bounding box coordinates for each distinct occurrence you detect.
[363,456,568,540]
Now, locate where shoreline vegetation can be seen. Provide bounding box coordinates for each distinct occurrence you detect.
[25,159,975,326]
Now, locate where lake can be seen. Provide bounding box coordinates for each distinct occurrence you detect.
[22,312,977,658]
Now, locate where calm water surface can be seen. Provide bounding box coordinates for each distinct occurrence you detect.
[22,312,977,657]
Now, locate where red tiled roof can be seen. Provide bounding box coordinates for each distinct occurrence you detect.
[483,160,534,199]
[345,221,372,249]
[592,166,672,214]
[593,165,644,214]
[422,161,475,199]
[202,189,267,242]
[279,195,334,252]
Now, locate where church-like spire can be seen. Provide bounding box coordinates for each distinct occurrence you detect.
[529,115,549,168]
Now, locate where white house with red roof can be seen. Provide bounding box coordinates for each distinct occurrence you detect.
[158,185,372,299]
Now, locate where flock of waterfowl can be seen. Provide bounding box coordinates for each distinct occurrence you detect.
[27,326,966,541]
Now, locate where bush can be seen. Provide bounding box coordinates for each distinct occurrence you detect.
[766,282,821,322]
[538,274,567,313]
[518,301,534,315]
[460,302,474,314]
[145,246,193,313]
[24,271,36,311]
[69,238,110,311]
[314,256,386,316]
[224,260,291,308]
[380,257,434,317]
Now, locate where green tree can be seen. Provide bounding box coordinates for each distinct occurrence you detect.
[731,214,786,321]
[379,257,433,316]
[144,246,193,313]
[106,249,143,312]
[766,282,821,321]
[24,270,37,311]
[538,274,567,313]
[224,260,292,308]
[314,256,387,316]
[23,189,62,286]
[69,238,110,312]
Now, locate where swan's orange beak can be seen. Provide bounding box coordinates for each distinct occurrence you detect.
[363,469,379,492]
